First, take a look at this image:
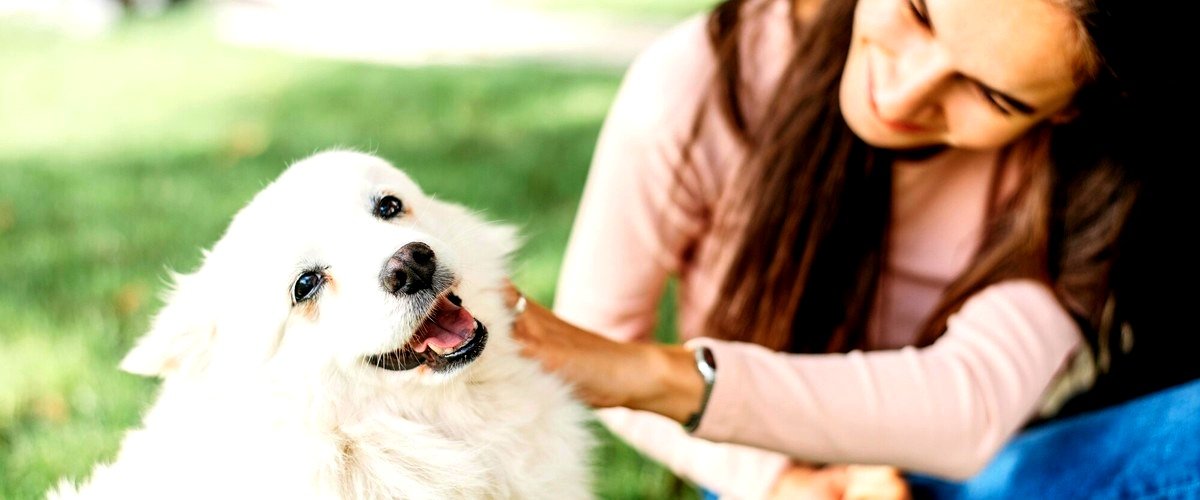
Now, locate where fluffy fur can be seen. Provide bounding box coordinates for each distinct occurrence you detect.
[51,151,593,499]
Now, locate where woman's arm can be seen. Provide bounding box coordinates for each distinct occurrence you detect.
[686,280,1082,480]
[509,295,702,415]
[516,280,1084,481]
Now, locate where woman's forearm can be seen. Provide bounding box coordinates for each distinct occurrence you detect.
[509,290,705,421]
[630,344,706,424]
[683,281,1083,479]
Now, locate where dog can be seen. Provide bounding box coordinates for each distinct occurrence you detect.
[51,150,593,499]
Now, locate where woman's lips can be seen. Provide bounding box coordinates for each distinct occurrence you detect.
[866,50,930,134]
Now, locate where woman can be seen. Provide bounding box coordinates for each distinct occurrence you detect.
[510,0,1198,497]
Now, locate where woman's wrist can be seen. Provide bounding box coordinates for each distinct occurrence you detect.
[627,344,706,424]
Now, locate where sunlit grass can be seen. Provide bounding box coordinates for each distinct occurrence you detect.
[502,0,717,20]
[0,6,695,499]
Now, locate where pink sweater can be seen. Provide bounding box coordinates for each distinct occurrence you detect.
[553,1,1084,498]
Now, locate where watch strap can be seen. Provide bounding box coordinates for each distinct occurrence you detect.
[683,345,717,433]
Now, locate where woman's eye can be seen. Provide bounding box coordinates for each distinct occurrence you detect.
[292,271,324,304]
[907,0,931,28]
[374,195,404,220]
[977,86,1014,116]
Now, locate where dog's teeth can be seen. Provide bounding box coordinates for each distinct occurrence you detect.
[428,344,446,356]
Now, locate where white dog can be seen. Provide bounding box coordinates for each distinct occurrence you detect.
[52,151,593,499]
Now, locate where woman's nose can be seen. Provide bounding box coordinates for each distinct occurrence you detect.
[873,44,953,122]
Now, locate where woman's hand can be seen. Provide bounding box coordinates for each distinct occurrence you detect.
[767,464,910,500]
[504,283,704,423]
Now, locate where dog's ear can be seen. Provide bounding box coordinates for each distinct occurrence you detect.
[120,272,217,378]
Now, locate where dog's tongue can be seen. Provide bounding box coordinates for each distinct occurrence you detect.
[411,296,476,354]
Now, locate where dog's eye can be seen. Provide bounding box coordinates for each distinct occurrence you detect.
[292,271,324,304]
[374,195,404,220]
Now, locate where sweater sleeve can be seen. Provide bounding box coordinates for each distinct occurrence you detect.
[553,13,714,343]
[553,14,794,499]
[687,280,1085,480]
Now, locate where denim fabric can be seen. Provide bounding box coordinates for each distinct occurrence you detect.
[908,378,1200,499]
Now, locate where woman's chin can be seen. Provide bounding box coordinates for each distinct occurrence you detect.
[844,112,940,151]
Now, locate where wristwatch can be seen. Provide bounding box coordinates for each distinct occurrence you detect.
[682,345,717,433]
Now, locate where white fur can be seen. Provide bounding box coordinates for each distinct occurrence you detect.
[51,151,593,499]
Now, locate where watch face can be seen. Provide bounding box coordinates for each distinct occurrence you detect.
[701,346,716,370]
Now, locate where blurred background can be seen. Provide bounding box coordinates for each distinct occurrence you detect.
[0,0,713,497]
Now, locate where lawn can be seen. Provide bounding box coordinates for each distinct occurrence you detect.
[0,4,703,498]
[506,0,718,20]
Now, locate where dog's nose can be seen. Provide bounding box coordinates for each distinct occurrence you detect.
[381,242,437,295]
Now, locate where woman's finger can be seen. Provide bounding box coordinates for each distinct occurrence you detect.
[501,279,522,308]
[843,466,910,500]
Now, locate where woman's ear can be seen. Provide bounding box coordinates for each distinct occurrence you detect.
[120,271,217,378]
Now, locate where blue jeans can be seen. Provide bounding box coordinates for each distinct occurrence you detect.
[701,379,1200,499]
[908,378,1200,499]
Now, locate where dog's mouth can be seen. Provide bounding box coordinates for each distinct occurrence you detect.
[365,291,488,373]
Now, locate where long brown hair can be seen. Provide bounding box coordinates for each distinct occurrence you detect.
[698,0,1139,361]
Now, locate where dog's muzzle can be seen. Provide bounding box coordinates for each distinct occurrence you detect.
[366,291,488,373]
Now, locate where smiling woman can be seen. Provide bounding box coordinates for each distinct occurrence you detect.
[507,0,1198,497]
[840,0,1088,149]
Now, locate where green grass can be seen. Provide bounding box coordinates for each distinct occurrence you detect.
[502,0,718,20]
[0,7,697,499]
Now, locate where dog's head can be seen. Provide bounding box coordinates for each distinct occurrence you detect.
[120,150,518,388]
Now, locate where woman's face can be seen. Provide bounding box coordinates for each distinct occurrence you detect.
[839,0,1088,150]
